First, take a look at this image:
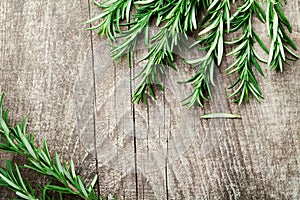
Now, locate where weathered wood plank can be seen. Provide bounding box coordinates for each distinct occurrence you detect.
[134,47,166,200]
[0,0,98,198]
[87,0,139,197]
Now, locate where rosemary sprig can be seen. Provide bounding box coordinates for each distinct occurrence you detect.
[132,0,202,104]
[183,0,230,108]
[0,161,40,200]
[266,0,299,72]
[88,0,200,104]
[109,0,160,61]
[86,0,134,41]
[0,93,98,199]
[226,0,268,104]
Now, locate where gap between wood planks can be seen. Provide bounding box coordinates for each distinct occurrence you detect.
[87,0,101,198]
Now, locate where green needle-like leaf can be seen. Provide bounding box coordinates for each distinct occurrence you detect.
[200,113,241,119]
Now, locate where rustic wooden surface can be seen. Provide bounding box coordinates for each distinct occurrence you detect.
[0,0,299,199]
[0,0,98,199]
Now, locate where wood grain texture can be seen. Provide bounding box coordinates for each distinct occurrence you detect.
[0,0,299,199]
[0,0,98,199]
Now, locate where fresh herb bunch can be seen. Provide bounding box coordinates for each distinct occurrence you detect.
[87,0,298,107]
[0,93,99,199]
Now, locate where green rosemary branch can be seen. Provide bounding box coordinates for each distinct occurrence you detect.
[109,0,157,61]
[0,161,40,200]
[86,0,134,41]
[110,0,173,63]
[0,93,98,199]
[226,0,268,104]
[131,0,202,104]
[266,0,299,72]
[183,0,230,108]
[88,0,204,104]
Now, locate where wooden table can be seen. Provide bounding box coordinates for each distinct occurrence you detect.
[0,0,299,199]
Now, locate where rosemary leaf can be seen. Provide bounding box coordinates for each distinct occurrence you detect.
[200,113,241,119]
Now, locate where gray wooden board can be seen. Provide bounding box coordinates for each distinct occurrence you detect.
[0,0,299,199]
[0,0,97,199]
